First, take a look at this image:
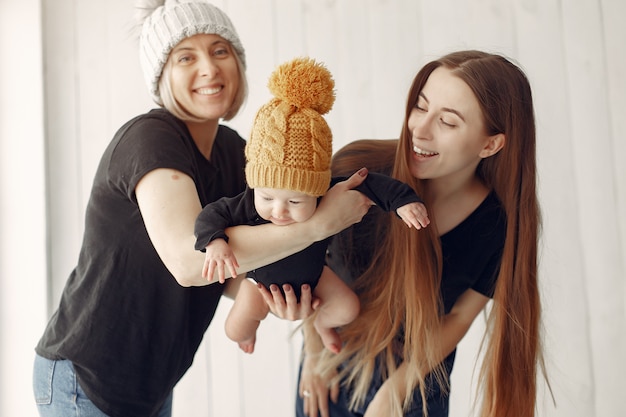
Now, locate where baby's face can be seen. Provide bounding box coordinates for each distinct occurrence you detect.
[253,187,317,226]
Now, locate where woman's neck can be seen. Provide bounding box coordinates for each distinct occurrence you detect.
[185,119,220,160]
[427,175,489,235]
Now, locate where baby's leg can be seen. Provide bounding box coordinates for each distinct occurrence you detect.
[313,266,360,354]
[225,279,269,354]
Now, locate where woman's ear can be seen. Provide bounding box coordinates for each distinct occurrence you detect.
[479,133,505,158]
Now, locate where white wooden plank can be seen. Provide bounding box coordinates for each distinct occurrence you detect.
[600,0,626,272]
[561,1,625,415]
[274,0,308,63]
[0,0,47,415]
[221,0,277,140]
[365,0,420,141]
[328,0,374,150]
[42,0,85,305]
[513,1,596,415]
[107,1,155,135]
[76,1,110,207]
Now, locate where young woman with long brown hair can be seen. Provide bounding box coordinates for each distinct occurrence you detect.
[281,50,548,417]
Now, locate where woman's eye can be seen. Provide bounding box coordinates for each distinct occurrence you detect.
[440,118,456,127]
[213,47,230,57]
[178,55,192,63]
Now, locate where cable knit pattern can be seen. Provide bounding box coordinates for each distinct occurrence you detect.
[245,57,335,196]
[137,0,246,104]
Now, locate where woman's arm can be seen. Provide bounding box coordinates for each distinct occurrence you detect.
[136,167,372,287]
[136,168,208,287]
[364,289,489,416]
[227,168,373,273]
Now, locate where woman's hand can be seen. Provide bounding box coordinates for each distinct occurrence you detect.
[310,168,374,240]
[257,283,320,321]
[299,354,339,417]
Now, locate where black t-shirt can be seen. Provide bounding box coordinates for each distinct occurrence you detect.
[327,191,506,313]
[35,109,247,417]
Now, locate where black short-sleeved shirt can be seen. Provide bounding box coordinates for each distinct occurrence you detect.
[194,173,423,299]
[35,109,247,417]
[328,190,506,313]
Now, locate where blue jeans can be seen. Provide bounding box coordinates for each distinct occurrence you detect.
[295,358,451,417]
[33,354,172,417]
[295,384,448,417]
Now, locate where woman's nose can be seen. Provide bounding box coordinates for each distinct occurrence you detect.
[198,55,219,78]
[409,112,433,141]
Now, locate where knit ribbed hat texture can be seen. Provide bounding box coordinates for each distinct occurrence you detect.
[138,0,246,103]
[245,57,335,197]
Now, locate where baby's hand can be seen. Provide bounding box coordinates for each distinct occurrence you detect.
[202,239,239,283]
[396,202,430,230]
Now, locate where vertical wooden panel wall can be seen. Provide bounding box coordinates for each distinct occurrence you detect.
[19,0,624,416]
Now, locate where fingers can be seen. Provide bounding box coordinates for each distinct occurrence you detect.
[342,167,369,189]
[416,204,430,228]
[316,388,330,417]
[314,168,373,236]
[208,261,217,282]
[204,259,239,283]
[257,283,288,318]
[397,203,430,230]
[300,372,333,417]
[281,284,298,319]
[298,284,316,316]
[257,283,317,320]
[269,284,288,318]
[257,282,273,305]
[202,261,209,279]
[226,260,239,283]
[301,385,325,417]
[329,380,340,403]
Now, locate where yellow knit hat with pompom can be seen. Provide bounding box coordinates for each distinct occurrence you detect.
[245,57,335,197]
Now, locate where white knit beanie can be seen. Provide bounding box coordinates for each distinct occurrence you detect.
[138,0,246,103]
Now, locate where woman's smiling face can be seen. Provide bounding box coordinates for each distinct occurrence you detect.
[167,33,240,121]
[407,66,496,186]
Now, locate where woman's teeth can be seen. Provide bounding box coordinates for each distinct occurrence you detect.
[413,146,437,156]
[196,86,222,95]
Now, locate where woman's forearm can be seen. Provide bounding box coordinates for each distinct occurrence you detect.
[226,221,320,274]
[227,168,373,277]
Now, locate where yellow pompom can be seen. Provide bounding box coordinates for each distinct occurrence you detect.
[267,57,335,115]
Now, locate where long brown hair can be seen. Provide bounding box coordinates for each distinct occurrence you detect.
[319,51,547,417]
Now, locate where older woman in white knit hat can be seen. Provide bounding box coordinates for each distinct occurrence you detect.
[32,1,372,416]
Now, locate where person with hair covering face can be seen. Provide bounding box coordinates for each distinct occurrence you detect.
[31,2,372,416]
[261,50,550,417]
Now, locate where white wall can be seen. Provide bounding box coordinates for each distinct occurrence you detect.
[1,0,624,416]
[0,1,48,417]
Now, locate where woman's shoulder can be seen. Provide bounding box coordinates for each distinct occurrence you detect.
[109,109,186,147]
[216,124,246,147]
[129,108,185,130]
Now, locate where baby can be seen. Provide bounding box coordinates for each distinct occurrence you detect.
[195,57,429,354]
